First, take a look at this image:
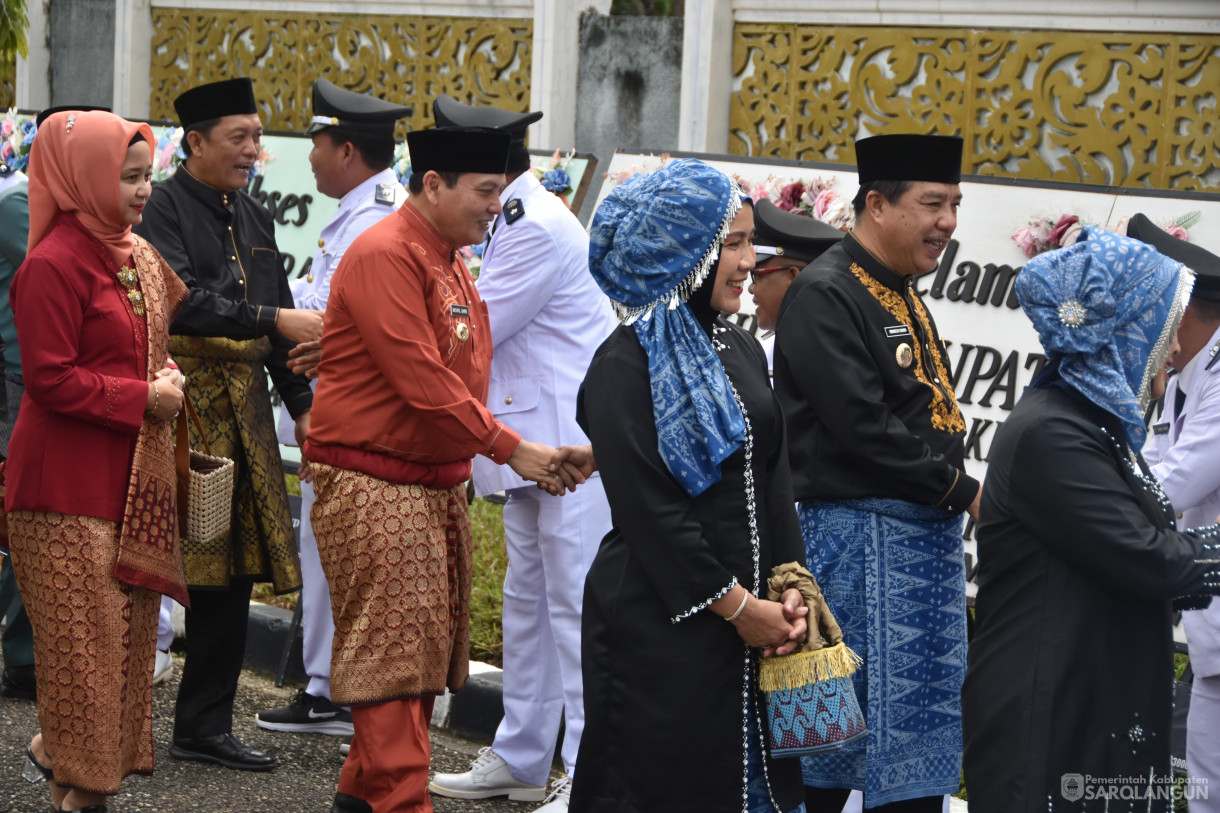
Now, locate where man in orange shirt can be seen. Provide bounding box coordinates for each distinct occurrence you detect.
[305,126,557,813]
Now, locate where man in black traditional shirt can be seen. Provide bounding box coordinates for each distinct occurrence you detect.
[773,134,978,811]
[134,77,316,772]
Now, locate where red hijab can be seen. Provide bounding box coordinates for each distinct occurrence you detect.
[26,110,155,266]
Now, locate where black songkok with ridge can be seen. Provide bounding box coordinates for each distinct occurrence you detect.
[854,134,963,185]
[406,127,512,176]
[174,78,259,129]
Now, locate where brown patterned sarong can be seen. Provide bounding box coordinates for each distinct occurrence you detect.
[8,511,157,794]
[310,463,472,706]
[167,335,300,592]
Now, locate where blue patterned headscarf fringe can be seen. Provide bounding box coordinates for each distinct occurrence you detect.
[1016,226,1194,447]
[588,158,747,496]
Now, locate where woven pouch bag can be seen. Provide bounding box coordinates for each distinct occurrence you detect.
[175,397,234,545]
[758,641,867,758]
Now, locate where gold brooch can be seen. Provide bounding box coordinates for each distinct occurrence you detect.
[455,322,470,342]
[895,342,913,369]
[117,265,146,317]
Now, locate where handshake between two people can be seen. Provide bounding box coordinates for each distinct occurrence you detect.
[506,443,596,497]
[283,339,595,497]
[282,335,595,496]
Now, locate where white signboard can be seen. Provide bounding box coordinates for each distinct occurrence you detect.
[596,151,1220,594]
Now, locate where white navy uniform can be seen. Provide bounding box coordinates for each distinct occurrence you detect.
[277,168,405,701]
[471,170,616,785]
[1146,324,1220,812]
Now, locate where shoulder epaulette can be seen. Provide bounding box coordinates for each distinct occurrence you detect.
[504,198,525,224]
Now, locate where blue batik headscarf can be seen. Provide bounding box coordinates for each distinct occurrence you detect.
[587,158,746,496]
[1016,226,1194,447]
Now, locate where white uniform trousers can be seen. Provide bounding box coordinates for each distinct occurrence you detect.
[298,478,336,700]
[1188,674,1220,812]
[492,476,611,785]
[157,595,175,652]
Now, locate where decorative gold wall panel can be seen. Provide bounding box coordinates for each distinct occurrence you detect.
[731,25,1220,192]
[150,10,532,135]
[1,60,14,110]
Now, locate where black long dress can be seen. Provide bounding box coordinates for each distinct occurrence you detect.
[569,317,805,813]
[963,383,1220,813]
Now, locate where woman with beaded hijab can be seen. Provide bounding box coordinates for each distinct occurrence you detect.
[569,159,822,813]
[5,110,188,812]
[963,227,1220,812]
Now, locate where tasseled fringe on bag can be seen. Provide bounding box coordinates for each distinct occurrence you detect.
[758,642,862,693]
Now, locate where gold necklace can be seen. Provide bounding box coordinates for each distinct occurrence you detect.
[117,266,146,317]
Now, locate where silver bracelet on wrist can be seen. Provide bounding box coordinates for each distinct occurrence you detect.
[725,592,749,622]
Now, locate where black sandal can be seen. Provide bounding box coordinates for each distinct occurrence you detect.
[22,746,53,783]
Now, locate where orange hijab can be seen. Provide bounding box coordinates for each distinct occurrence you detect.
[26,110,155,267]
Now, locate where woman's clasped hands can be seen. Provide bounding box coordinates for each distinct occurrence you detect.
[714,585,809,657]
[146,366,185,421]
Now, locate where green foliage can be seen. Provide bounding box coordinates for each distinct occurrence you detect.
[251,492,511,665]
[610,0,681,16]
[0,0,29,62]
[468,498,509,665]
[1175,652,1190,681]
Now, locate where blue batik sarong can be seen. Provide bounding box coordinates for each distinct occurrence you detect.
[798,498,966,808]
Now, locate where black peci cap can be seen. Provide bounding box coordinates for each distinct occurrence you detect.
[855,134,963,185]
[306,79,412,138]
[1127,213,1220,302]
[432,95,542,174]
[753,199,845,266]
[406,127,512,177]
[174,78,259,129]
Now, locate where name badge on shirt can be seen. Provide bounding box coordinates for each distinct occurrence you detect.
[450,305,469,318]
[885,325,912,338]
[1152,423,1170,436]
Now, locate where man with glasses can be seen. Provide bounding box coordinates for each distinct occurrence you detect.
[749,198,845,335]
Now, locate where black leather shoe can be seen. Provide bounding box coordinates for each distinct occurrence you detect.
[0,664,37,700]
[169,733,276,772]
[332,791,372,813]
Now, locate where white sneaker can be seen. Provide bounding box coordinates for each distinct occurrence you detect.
[532,775,572,813]
[152,650,173,685]
[427,747,547,802]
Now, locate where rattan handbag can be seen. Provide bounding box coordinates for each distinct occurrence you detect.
[175,397,235,545]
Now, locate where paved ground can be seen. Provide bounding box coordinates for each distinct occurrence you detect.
[0,652,547,813]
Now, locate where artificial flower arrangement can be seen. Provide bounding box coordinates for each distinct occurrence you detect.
[1012,211,1200,259]
[392,138,412,189]
[605,154,854,233]
[458,242,485,279]
[0,108,37,175]
[736,175,854,232]
[152,125,274,184]
[605,152,672,186]
[533,148,576,203]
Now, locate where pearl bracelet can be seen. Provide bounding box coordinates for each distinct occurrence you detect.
[725,592,749,623]
[148,382,160,414]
